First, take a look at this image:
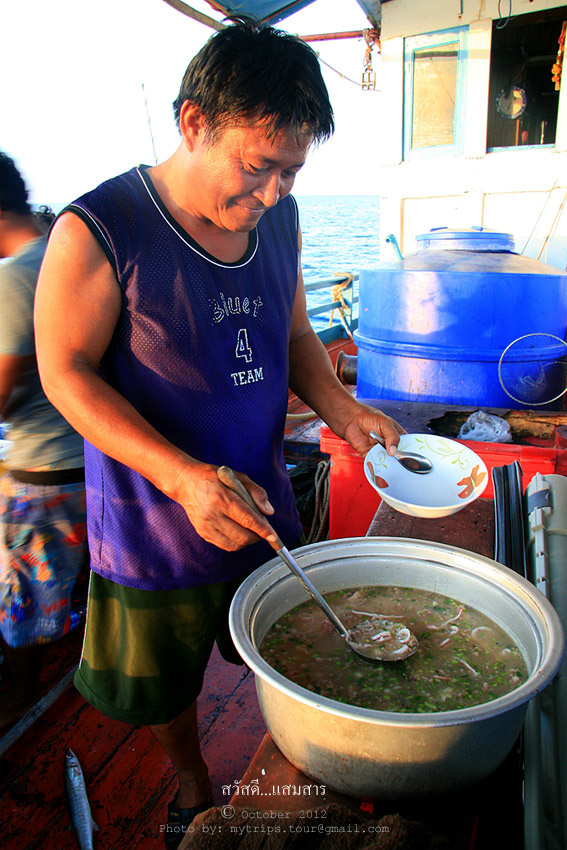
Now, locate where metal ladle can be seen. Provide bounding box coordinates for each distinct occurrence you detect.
[217,466,418,663]
[369,430,433,474]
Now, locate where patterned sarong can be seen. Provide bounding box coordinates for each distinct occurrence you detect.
[0,474,87,646]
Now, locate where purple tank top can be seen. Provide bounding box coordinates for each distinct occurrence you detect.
[67,166,302,590]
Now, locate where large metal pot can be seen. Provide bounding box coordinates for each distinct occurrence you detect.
[229,538,564,798]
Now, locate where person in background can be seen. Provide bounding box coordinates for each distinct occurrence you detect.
[34,19,403,849]
[0,152,87,729]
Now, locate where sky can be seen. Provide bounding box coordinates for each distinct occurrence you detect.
[0,0,383,208]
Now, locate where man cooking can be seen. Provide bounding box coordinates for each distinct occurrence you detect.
[34,18,402,848]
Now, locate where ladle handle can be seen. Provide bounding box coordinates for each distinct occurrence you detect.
[272,546,349,640]
[217,466,349,641]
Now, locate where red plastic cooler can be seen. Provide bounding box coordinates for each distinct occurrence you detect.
[320,425,567,539]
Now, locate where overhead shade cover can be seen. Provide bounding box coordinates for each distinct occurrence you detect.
[212,0,316,25]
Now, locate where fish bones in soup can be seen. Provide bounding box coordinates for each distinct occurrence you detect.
[260,586,528,713]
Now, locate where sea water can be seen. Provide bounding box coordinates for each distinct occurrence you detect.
[296,195,380,331]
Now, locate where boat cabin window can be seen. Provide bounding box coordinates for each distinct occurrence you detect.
[404,28,467,158]
[486,7,566,150]
[412,42,459,146]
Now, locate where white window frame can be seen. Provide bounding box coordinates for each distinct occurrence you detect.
[403,27,468,159]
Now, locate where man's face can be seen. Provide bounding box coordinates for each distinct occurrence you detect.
[185,116,312,233]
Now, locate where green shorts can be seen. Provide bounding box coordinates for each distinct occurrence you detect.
[74,570,249,726]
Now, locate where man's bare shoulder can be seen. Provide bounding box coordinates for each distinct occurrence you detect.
[46,210,113,276]
[49,210,97,249]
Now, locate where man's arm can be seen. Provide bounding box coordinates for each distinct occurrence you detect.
[34,214,277,550]
[288,228,403,456]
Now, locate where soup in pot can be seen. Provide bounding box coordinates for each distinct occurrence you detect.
[260,586,528,713]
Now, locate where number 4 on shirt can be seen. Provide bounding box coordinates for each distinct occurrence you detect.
[235,328,253,364]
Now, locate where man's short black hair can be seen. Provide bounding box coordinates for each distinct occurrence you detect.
[173,18,334,142]
[0,151,31,215]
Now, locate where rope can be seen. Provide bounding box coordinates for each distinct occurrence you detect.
[362,29,378,90]
[363,30,375,73]
[316,29,380,91]
[306,459,331,544]
[286,411,317,421]
[537,188,567,261]
[329,273,355,340]
[316,54,364,88]
[521,180,559,255]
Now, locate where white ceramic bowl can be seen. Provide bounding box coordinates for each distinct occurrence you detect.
[364,434,488,518]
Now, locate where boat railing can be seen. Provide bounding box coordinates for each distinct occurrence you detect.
[305,272,359,345]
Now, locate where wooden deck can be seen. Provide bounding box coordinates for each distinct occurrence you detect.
[0,636,266,848]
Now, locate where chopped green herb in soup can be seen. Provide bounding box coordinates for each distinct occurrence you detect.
[260,586,528,713]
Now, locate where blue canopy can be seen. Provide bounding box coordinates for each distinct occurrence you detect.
[208,0,381,27]
[214,0,315,25]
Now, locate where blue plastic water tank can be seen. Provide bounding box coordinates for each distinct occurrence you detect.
[354,228,567,408]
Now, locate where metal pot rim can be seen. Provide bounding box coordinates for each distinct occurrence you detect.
[229,537,565,727]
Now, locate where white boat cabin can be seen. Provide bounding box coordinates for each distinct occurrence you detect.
[375,0,567,270]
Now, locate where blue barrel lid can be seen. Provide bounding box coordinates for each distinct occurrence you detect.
[416,226,515,252]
